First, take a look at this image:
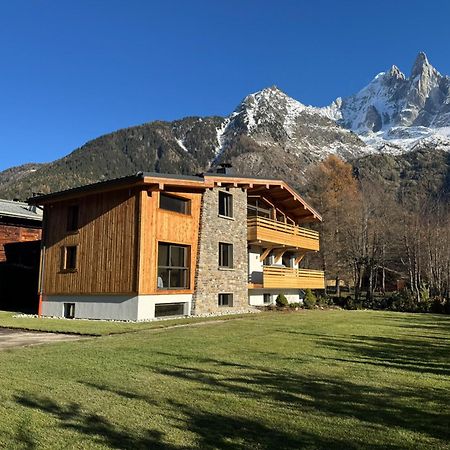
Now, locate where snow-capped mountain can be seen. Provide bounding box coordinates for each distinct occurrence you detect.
[215,52,450,160]
[216,86,366,164]
[1,51,449,200]
[326,52,450,153]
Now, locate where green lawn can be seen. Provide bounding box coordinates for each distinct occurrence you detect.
[0,310,253,335]
[0,310,449,449]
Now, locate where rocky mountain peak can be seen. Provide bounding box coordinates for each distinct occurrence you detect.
[411,52,432,78]
[387,65,406,80]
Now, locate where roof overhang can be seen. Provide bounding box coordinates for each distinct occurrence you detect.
[204,175,321,223]
[28,172,321,223]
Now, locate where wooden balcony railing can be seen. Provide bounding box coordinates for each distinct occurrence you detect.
[247,216,320,251]
[263,266,325,289]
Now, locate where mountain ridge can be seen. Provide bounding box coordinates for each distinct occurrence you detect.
[0,52,449,202]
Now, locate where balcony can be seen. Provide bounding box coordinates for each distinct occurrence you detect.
[262,266,325,289]
[247,217,319,251]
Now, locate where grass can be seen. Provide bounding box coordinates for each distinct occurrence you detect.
[0,310,254,335]
[0,310,449,449]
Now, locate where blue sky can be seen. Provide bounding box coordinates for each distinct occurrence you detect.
[1,0,449,170]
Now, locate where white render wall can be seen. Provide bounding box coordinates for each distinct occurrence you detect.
[249,289,303,306]
[42,294,192,321]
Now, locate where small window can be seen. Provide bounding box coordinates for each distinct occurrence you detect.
[218,191,233,218]
[157,243,190,289]
[263,293,271,304]
[219,243,233,268]
[63,246,77,271]
[63,303,75,319]
[67,205,79,232]
[160,193,191,215]
[218,293,233,307]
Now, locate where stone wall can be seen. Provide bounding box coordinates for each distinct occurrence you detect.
[192,187,249,314]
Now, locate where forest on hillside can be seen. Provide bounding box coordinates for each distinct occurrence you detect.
[304,156,450,314]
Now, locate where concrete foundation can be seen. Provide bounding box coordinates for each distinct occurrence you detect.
[42,294,192,321]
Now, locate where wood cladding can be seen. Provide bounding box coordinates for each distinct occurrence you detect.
[42,188,202,296]
[42,190,138,295]
[0,224,41,262]
[137,190,201,295]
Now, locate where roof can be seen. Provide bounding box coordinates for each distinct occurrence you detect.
[28,171,321,222]
[0,199,43,222]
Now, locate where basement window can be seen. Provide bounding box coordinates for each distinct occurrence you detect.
[63,303,75,319]
[218,191,233,218]
[218,293,233,307]
[155,303,185,318]
[159,193,191,215]
[263,293,271,304]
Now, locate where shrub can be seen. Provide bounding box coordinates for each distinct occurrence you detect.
[289,302,301,309]
[389,289,417,312]
[317,295,332,307]
[276,294,289,307]
[303,289,317,309]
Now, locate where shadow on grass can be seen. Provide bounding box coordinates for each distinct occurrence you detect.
[146,358,450,444]
[13,391,398,450]
[277,312,450,378]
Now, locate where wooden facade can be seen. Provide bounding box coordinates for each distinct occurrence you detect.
[42,189,139,295]
[137,190,202,295]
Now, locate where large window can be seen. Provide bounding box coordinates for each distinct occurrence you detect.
[62,246,77,271]
[67,205,79,232]
[218,293,233,307]
[159,193,191,215]
[219,242,233,268]
[157,243,190,289]
[218,191,233,218]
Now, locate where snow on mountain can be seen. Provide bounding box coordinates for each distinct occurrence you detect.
[215,86,367,166]
[220,52,450,159]
[330,52,450,153]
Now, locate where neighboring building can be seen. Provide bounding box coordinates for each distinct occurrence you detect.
[0,199,42,261]
[29,171,324,321]
[0,199,42,313]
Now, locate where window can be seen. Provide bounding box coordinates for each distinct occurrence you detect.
[263,250,274,266]
[155,303,185,318]
[157,243,190,289]
[218,293,233,307]
[219,243,233,268]
[160,193,191,215]
[67,205,79,232]
[218,191,233,218]
[63,303,75,319]
[247,197,271,218]
[263,293,271,304]
[63,246,77,271]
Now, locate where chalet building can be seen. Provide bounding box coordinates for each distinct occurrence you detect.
[29,172,324,321]
[0,199,42,261]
